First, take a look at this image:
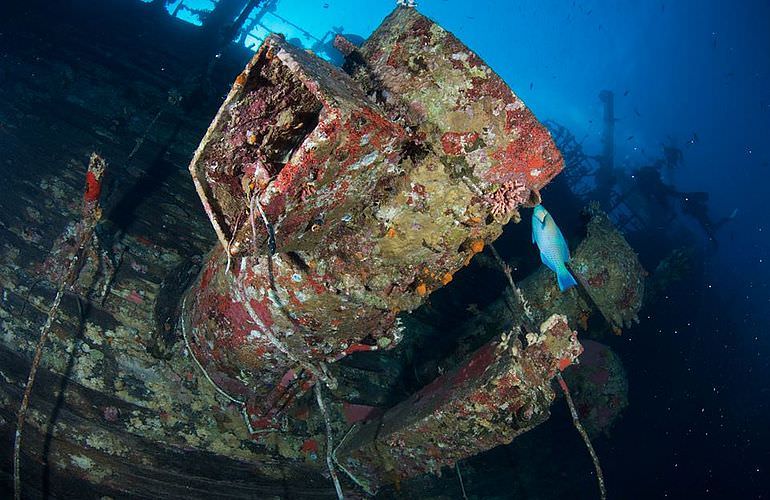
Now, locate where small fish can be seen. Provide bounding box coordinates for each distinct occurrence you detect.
[532,205,577,292]
[530,82,534,90]
[626,135,634,141]
[623,89,630,96]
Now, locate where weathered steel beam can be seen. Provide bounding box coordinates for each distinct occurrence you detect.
[183,7,564,429]
[335,314,582,493]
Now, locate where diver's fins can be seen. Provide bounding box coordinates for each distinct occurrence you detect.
[557,266,578,292]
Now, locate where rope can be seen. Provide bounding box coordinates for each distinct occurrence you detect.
[315,384,344,499]
[332,424,375,496]
[557,372,607,500]
[488,244,535,328]
[243,190,336,389]
[248,191,344,495]
[456,462,468,500]
[13,271,70,500]
[180,297,244,406]
[490,242,606,500]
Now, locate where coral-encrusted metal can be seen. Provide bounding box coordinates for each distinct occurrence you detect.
[336,314,583,492]
[183,7,564,430]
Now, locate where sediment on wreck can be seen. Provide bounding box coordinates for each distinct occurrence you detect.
[0,1,338,497]
[183,6,564,434]
[1,2,643,498]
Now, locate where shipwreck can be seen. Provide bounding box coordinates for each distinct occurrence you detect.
[0,3,645,498]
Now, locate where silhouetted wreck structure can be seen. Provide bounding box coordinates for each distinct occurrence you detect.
[1,1,649,498]
[545,89,720,258]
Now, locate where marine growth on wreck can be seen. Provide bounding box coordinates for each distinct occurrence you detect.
[2,0,766,499]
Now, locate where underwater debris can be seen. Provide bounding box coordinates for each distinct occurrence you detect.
[0,3,659,497]
[183,6,563,431]
[644,246,695,306]
[488,243,535,327]
[13,153,108,500]
[490,237,607,500]
[568,203,645,332]
[455,461,469,500]
[516,204,646,333]
[333,313,582,491]
[563,339,629,437]
[314,384,344,499]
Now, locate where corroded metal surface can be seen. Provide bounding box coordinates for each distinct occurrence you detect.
[569,205,645,331]
[0,1,338,496]
[562,339,628,436]
[184,7,564,429]
[356,8,563,192]
[335,314,582,492]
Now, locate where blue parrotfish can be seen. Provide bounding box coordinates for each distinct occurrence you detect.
[532,204,578,292]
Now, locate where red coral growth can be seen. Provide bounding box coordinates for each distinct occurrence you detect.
[503,105,531,134]
[486,179,529,218]
[558,357,574,371]
[484,117,563,187]
[386,43,406,68]
[440,131,479,155]
[490,134,546,181]
[463,76,512,102]
[84,171,101,202]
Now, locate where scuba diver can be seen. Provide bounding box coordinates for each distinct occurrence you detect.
[679,192,737,245]
[652,140,684,183]
[662,144,684,170]
[633,164,736,246]
[633,165,680,208]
